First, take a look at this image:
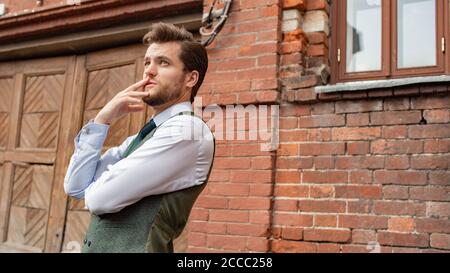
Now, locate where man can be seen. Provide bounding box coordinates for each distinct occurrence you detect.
[64,22,215,253]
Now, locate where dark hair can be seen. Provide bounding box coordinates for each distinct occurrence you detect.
[143,22,208,103]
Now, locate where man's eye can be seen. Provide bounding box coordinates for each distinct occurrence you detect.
[144,61,150,66]
[161,60,169,65]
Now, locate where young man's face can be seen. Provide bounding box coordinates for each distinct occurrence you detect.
[142,42,188,106]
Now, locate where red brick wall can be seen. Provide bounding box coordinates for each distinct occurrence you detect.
[193,0,449,253]
[3,0,448,253]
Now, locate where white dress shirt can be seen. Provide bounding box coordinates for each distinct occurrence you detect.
[64,102,214,215]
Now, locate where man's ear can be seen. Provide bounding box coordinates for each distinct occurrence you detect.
[185,70,199,89]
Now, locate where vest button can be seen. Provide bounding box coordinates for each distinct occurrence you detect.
[87,241,91,247]
[83,239,87,245]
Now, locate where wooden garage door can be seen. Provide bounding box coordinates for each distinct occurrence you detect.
[0,56,77,252]
[0,43,189,252]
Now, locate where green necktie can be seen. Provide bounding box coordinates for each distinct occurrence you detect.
[122,118,156,158]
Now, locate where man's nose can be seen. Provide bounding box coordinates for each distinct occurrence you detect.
[144,63,157,77]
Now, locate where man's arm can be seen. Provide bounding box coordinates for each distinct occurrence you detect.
[84,118,214,215]
[63,121,134,199]
[63,79,149,199]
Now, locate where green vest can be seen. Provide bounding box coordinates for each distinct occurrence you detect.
[82,113,214,253]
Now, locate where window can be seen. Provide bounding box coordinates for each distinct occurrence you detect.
[331,0,447,83]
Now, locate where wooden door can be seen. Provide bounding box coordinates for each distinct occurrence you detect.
[61,44,150,252]
[0,56,76,252]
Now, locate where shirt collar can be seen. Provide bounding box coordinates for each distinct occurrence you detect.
[151,101,193,127]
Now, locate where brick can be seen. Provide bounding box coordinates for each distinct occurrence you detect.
[274,199,298,211]
[409,124,450,139]
[283,0,306,9]
[214,158,251,169]
[283,75,320,89]
[423,109,450,123]
[275,171,301,183]
[303,10,329,35]
[310,186,334,198]
[298,200,346,213]
[304,228,351,243]
[371,140,423,154]
[349,171,372,184]
[209,170,230,182]
[335,185,382,199]
[279,130,308,142]
[273,213,313,227]
[374,170,427,185]
[394,86,420,96]
[247,237,270,252]
[251,157,273,170]
[314,156,335,169]
[373,201,426,217]
[339,215,388,229]
[209,210,249,223]
[274,185,309,197]
[426,202,450,217]
[311,102,335,114]
[272,240,316,253]
[347,113,370,127]
[370,111,422,125]
[306,0,328,10]
[385,156,409,170]
[281,227,303,240]
[416,219,450,233]
[307,128,332,141]
[335,156,384,170]
[207,235,247,251]
[378,232,429,248]
[409,186,450,201]
[424,139,450,153]
[230,170,272,183]
[207,183,249,196]
[430,234,450,250]
[332,127,381,141]
[249,184,273,196]
[190,208,208,221]
[299,143,345,155]
[382,185,409,200]
[299,114,345,128]
[307,44,327,57]
[388,217,415,232]
[314,215,337,227]
[190,221,227,234]
[411,155,450,170]
[250,211,271,224]
[306,32,328,45]
[295,88,318,102]
[238,42,278,57]
[411,96,450,109]
[348,142,370,155]
[347,200,372,213]
[382,126,408,139]
[229,197,272,210]
[352,230,376,244]
[196,196,228,209]
[385,98,411,110]
[226,223,269,236]
[188,231,207,248]
[302,171,348,184]
[335,100,383,114]
[429,171,450,186]
[317,243,340,253]
[276,157,313,169]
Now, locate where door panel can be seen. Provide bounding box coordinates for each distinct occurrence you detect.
[0,56,74,252]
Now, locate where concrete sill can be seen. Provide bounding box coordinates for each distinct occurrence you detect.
[315,75,450,93]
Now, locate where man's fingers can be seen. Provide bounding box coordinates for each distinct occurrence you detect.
[125,79,148,92]
[127,91,150,97]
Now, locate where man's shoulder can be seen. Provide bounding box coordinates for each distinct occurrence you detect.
[158,114,214,141]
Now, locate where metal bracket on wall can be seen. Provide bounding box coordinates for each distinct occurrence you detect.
[200,0,233,47]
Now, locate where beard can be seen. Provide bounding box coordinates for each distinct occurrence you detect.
[142,79,183,106]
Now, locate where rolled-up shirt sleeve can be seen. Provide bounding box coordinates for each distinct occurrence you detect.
[83,118,214,215]
[63,120,133,199]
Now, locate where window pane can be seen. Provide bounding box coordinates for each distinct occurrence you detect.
[346,0,382,73]
[398,0,436,68]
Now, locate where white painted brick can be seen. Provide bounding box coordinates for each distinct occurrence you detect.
[283,9,301,21]
[282,19,300,32]
[302,10,329,36]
